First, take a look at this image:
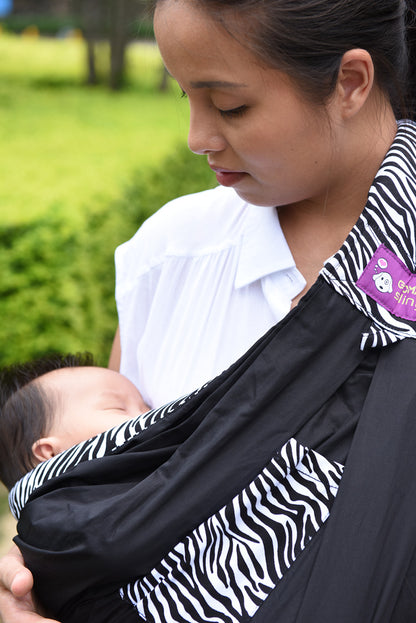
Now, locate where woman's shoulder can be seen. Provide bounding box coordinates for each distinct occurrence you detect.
[116,186,249,267]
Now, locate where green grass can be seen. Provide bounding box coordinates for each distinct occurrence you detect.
[0,33,189,225]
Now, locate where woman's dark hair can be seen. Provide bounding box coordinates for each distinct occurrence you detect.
[0,352,95,490]
[156,0,416,118]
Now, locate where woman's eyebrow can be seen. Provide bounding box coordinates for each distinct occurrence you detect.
[189,80,248,89]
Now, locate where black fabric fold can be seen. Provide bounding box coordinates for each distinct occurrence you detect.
[294,337,416,622]
[15,279,387,621]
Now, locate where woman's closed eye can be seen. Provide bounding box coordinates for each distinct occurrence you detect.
[179,90,248,119]
[218,104,248,118]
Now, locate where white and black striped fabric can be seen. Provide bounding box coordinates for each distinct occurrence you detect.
[9,387,207,520]
[321,120,416,349]
[120,438,343,623]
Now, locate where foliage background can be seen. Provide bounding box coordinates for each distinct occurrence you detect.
[0,32,216,369]
[0,28,215,545]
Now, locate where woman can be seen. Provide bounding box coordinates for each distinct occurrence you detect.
[1,0,415,620]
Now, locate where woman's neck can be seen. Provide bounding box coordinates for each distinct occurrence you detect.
[280,105,398,301]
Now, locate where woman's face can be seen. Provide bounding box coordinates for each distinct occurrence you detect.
[154,0,339,209]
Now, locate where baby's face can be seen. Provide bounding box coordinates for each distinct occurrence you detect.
[38,367,148,453]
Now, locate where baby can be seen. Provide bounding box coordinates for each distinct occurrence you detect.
[0,353,149,490]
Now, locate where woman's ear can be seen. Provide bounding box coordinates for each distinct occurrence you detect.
[334,49,375,118]
[32,437,61,463]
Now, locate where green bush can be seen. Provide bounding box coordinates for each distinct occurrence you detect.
[111,143,217,226]
[0,15,81,36]
[0,210,111,366]
[0,14,154,39]
[0,145,216,368]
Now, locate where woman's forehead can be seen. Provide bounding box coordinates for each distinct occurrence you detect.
[154,0,268,84]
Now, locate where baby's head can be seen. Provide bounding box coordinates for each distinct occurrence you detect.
[0,353,148,490]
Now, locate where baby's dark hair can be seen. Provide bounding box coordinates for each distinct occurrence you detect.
[0,352,95,490]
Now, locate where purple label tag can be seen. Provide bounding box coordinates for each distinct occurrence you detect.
[356,244,416,321]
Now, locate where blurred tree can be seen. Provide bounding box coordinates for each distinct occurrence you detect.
[9,0,155,90]
[72,0,149,90]
[13,0,72,17]
[109,0,143,90]
[73,0,103,85]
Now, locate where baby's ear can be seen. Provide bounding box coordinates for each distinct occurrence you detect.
[32,437,60,462]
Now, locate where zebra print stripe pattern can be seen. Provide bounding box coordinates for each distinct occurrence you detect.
[321,120,416,349]
[9,386,206,520]
[120,438,343,623]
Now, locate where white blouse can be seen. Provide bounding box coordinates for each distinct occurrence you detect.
[115,186,305,408]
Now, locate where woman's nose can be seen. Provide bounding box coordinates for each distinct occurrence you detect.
[187,108,226,155]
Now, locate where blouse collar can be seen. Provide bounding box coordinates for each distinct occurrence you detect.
[234,201,296,289]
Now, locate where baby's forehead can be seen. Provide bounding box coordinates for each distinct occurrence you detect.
[34,366,97,391]
[35,366,132,396]
[38,366,88,379]
[33,368,105,417]
[33,367,140,413]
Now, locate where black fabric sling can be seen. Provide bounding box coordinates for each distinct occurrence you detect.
[15,279,395,622]
[11,121,416,622]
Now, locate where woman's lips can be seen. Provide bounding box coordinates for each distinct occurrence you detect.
[209,166,247,187]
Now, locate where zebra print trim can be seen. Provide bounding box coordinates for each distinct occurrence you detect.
[321,120,416,349]
[120,438,343,623]
[9,385,207,520]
